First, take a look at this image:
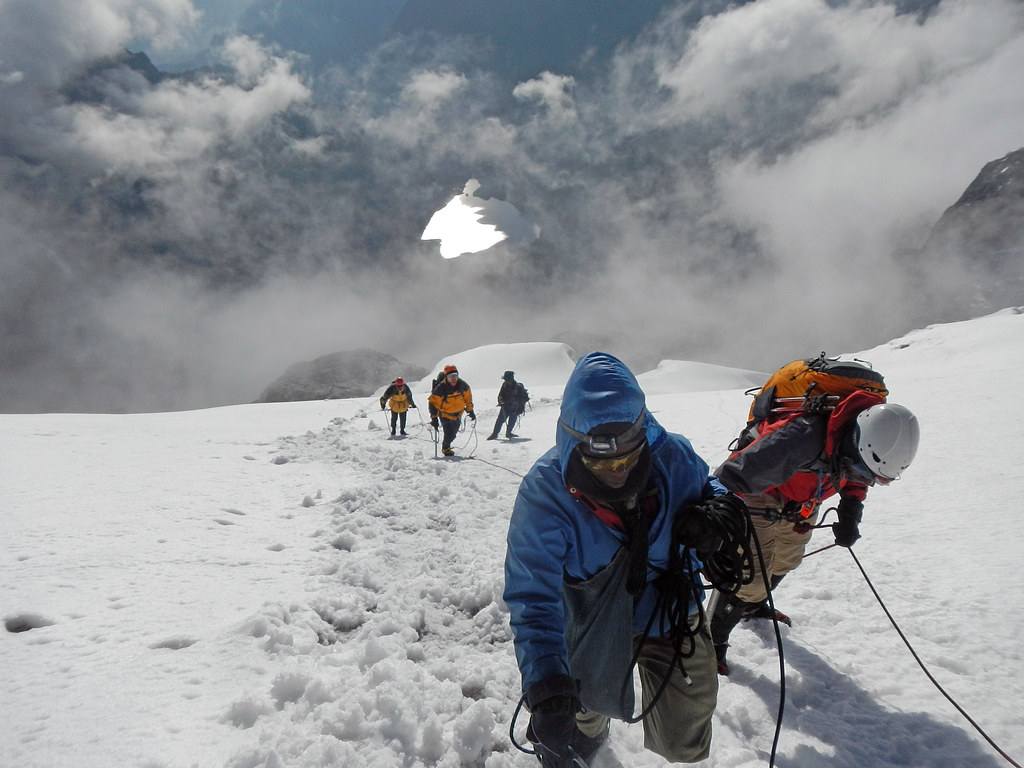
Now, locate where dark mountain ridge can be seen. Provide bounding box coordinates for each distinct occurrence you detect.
[257,349,427,403]
[914,147,1024,320]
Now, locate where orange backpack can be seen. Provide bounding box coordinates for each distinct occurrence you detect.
[741,352,887,439]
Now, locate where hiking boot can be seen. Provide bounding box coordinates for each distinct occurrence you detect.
[486,434,498,440]
[390,430,396,436]
[506,432,518,438]
[442,448,455,456]
[743,601,792,626]
[400,430,407,435]
[571,721,610,763]
[714,643,731,676]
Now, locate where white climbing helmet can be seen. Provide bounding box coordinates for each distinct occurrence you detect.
[854,403,920,482]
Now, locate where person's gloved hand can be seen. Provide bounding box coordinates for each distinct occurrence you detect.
[526,675,579,767]
[674,493,748,555]
[467,411,476,421]
[431,418,439,429]
[833,495,863,548]
[380,404,386,411]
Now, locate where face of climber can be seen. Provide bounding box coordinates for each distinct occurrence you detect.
[574,416,647,490]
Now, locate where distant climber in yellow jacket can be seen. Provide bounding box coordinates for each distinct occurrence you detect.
[428,365,475,456]
[379,377,417,436]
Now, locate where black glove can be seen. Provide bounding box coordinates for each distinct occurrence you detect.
[674,493,748,555]
[833,495,863,548]
[431,418,439,429]
[380,404,386,411]
[467,410,476,421]
[526,675,580,767]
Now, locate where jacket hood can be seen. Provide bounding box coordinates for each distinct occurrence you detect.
[555,352,665,480]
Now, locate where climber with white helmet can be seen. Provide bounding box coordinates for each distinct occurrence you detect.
[707,363,920,676]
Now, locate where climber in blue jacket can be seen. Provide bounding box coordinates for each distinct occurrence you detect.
[504,351,747,766]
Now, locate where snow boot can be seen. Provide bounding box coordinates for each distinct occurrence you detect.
[742,602,792,626]
[486,433,498,440]
[710,591,751,676]
[442,448,455,456]
[742,574,791,625]
[714,643,731,676]
[506,432,518,438]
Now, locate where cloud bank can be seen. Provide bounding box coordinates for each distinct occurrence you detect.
[1,0,1022,411]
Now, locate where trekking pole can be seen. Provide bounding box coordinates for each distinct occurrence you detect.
[803,543,838,558]
[705,588,722,622]
[467,411,479,456]
[409,405,427,439]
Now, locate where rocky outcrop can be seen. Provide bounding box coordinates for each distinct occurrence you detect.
[917,147,1024,318]
[925,147,1024,266]
[257,349,427,403]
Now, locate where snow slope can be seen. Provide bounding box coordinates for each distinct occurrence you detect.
[2,310,1023,768]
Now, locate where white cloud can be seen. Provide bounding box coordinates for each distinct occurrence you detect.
[51,36,310,174]
[655,0,841,121]
[0,0,199,84]
[651,0,1024,135]
[402,70,467,105]
[222,34,274,87]
[712,10,1024,269]
[513,71,577,122]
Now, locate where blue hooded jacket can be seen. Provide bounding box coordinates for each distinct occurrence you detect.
[503,352,726,692]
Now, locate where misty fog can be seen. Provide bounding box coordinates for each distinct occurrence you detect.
[1,0,1022,412]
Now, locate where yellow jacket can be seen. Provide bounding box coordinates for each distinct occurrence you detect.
[429,379,473,421]
[380,383,416,413]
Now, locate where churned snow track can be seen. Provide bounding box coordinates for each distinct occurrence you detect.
[217,403,549,767]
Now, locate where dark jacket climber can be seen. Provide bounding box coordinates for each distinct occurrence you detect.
[488,370,529,440]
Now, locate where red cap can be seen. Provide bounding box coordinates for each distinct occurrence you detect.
[395,377,404,386]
